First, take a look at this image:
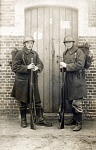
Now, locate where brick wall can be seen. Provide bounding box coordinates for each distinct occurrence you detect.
[78,36,96,119]
[0,36,23,119]
[0,0,96,119]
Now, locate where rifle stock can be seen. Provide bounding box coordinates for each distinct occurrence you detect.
[30,58,36,129]
[59,68,66,129]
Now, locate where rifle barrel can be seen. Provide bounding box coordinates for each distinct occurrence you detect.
[30,58,36,129]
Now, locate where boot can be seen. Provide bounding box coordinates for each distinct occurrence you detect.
[20,109,27,128]
[36,108,52,127]
[65,117,76,126]
[73,121,82,131]
[73,113,82,131]
[65,108,76,125]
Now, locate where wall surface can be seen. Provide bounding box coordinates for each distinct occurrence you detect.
[0,0,96,119]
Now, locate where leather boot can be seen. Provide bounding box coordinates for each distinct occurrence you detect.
[73,121,82,131]
[73,113,82,131]
[20,109,27,128]
[36,108,52,127]
[65,108,76,125]
[65,118,76,125]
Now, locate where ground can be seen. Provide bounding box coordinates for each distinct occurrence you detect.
[0,115,96,150]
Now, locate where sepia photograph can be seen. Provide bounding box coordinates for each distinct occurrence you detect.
[0,0,96,149]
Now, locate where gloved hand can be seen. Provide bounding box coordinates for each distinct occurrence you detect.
[27,63,35,70]
[32,66,38,71]
[60,62,66,68]
[27,63,38,71]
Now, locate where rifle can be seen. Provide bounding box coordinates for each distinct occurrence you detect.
[59,67,66,129]
[30,58,36,129]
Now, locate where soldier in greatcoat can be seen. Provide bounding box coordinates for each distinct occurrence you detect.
[60,35,87,131]
[11,35,52,128]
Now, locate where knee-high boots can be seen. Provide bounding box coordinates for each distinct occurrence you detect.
[36,108,52,127]
[65,108,76,125]
[73,112,82,131]
[20,109,27,128]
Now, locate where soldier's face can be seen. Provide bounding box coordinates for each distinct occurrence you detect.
[65,42,73,49]
[25,41,34,50]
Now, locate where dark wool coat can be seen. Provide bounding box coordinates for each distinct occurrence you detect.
[63,45,87,101]
[11,47,44,103]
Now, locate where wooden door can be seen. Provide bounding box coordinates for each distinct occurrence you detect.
[25,7,78,112]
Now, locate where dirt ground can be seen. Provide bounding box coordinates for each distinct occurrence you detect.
[0,115,96,150]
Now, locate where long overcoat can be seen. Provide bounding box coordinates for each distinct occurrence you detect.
[63,45,87,101]
[11,47,44,103]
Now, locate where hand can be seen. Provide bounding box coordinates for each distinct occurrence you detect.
[60,62,66,68]
[27,63,35,70]
[32,66,38,71]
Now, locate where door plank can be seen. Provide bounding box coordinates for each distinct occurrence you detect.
[37,8,44,107]
[52,7,60,111]
[32,8,38,51]
[43,7,51,112]
[65,8,72,36]
[72,10,78,44]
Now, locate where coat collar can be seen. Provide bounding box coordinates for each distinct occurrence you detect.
[64,45,78,55]
[22,47,34,55]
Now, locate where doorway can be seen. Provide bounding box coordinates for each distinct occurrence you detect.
[25,6,78,112]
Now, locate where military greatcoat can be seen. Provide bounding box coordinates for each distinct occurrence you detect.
[11,47,44,103]
[63,45,87,101]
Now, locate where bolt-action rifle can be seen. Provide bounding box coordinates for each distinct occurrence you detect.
[30,58,36,129]
[59,67,66,129]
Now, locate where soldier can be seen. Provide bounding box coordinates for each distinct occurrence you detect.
[60,35,87,131]
[11,35,52,128]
